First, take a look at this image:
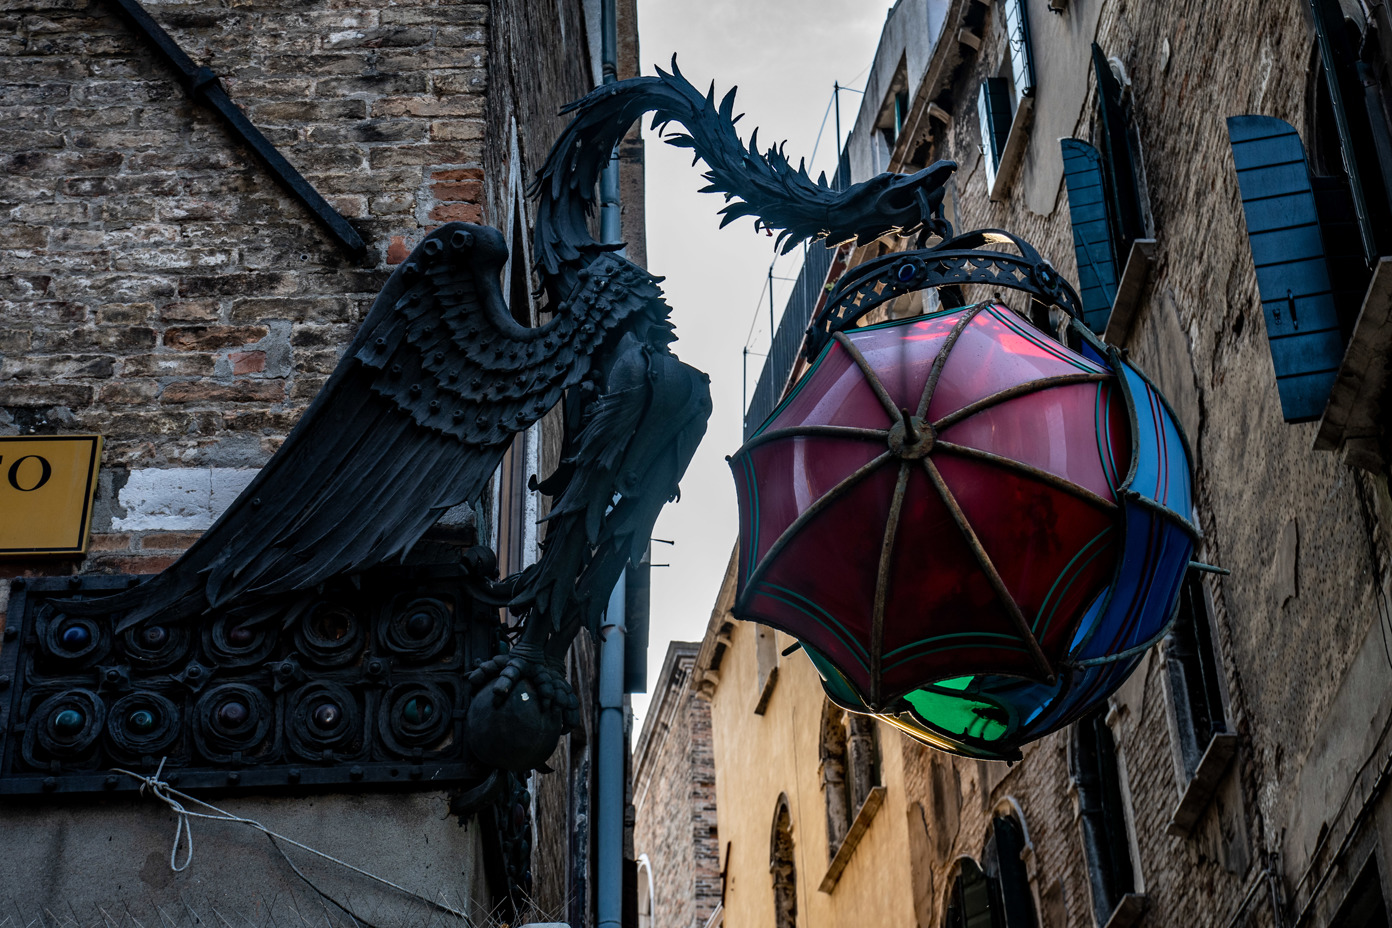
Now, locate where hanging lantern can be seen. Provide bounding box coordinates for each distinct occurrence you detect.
[730,243,1196,760]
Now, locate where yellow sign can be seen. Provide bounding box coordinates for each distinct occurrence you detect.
[0,435,103,556]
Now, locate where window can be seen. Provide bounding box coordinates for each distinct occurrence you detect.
[983,814,1037,928]
[978,0,1036,199]
[943,859,997,928]
[1330,856,1390,928]
[1226,0,1392,430]
[1162,570,1239,836]
[1060,45,1153,337]
[819,702,881,855]
[754,625,779,714]
[1069,710,1145,927]
[771,796,797,928]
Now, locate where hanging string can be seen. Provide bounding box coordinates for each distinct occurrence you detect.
[113,762,474,927]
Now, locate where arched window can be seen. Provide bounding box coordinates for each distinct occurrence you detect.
[1070,710,1142,926]
[636,853,654,928]
[819,701,882,856]
[770,795,797,928]
[983,813,1037,928]
[942,859,996,928]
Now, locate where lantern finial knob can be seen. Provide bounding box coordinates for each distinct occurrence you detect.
[888,408,934,459]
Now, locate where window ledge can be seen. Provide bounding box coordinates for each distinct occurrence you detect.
[1165,731,1239,837]
[818,784,887,893]
[1102,893,1147,928]
[988,96,1034,202]
[1102,239,1158,345]
[1314,257,1392,471]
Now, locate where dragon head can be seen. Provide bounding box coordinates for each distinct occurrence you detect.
[827,159,958,248]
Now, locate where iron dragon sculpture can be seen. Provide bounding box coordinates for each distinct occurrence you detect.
[70,61,970,773]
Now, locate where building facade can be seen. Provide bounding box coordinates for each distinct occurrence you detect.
[632,641,722,928]
[703,0,1392,927]
[0,0,644,924]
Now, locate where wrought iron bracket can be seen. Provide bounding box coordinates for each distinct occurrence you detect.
[805,229,1084,359]
[0,565,502,797]
[104,0,367,259]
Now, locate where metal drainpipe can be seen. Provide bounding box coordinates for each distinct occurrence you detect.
[596,3,626,928]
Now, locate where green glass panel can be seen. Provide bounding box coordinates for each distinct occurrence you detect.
[904,688,1010,742]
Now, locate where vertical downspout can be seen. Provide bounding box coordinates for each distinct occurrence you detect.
[596,2,625,928]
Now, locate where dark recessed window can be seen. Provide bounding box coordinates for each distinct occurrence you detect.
[1069,710,1138,924]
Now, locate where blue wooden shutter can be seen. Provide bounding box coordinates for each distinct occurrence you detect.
[1003,0,1035,103]
[1227,115,1346,422]
[1061,139,1117,334]
[978,78,1012,191]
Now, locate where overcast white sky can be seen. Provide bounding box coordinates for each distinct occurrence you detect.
[632,0,898,724]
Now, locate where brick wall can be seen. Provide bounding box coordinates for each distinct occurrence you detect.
[634,642,723,928]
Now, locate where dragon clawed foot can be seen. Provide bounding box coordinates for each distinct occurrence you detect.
[464,650,580,773]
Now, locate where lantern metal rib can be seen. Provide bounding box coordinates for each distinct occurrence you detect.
[870,462,914,707]
[739,424,890,453]
[1121,490,1203,540]
[916,304,986,419]
[832,331,901,420]
[932,372,1110,432]
[920,456,1057,684]
[932,441,1118,513]
[738,450,896,600]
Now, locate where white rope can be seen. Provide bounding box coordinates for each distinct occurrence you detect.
[112,763,473,924]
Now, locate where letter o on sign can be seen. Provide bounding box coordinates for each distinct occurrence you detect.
[8,455,52,492]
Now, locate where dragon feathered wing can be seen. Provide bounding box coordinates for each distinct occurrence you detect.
[89,223,663,629]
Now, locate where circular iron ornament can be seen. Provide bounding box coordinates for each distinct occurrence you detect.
[38,613,109,669]
[106,691,181,757]
[120,621,192,671]
[24,689,105,764]
[381,597,453,663]
[294,602,364,668]
[193,683,272,758]
[204,615,275,668]
[379,681,453,755]
[286,682,361,760]
[732,301,1196,761]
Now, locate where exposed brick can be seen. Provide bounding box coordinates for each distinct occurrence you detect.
[163,325,268,351]
[86,532,132,552]
[86,553,179,575]
[139,532,202,551]
[230,350,266,375]
[160,380,286,404]
[431,180,483,201]
[0,383,92,407]
[387,235,411,264]
[428,202,483,223]
[119,354,214,377]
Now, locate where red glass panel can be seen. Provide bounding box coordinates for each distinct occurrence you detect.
[764,340,891,433]
[745,461,901,679]
[841,312,963,413]
[934,454,1117,662]
[927,307,1104,422]
[738,436,885,568]
[876,465,1043,695]
[937,382,1123,501]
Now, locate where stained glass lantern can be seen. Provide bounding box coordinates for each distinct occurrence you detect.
[729,299,1195,761]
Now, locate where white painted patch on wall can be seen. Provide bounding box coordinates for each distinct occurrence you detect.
[112,467,259,531]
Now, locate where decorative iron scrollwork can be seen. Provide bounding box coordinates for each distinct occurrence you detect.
[0,564,499,796]
[805,229,1085,359]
